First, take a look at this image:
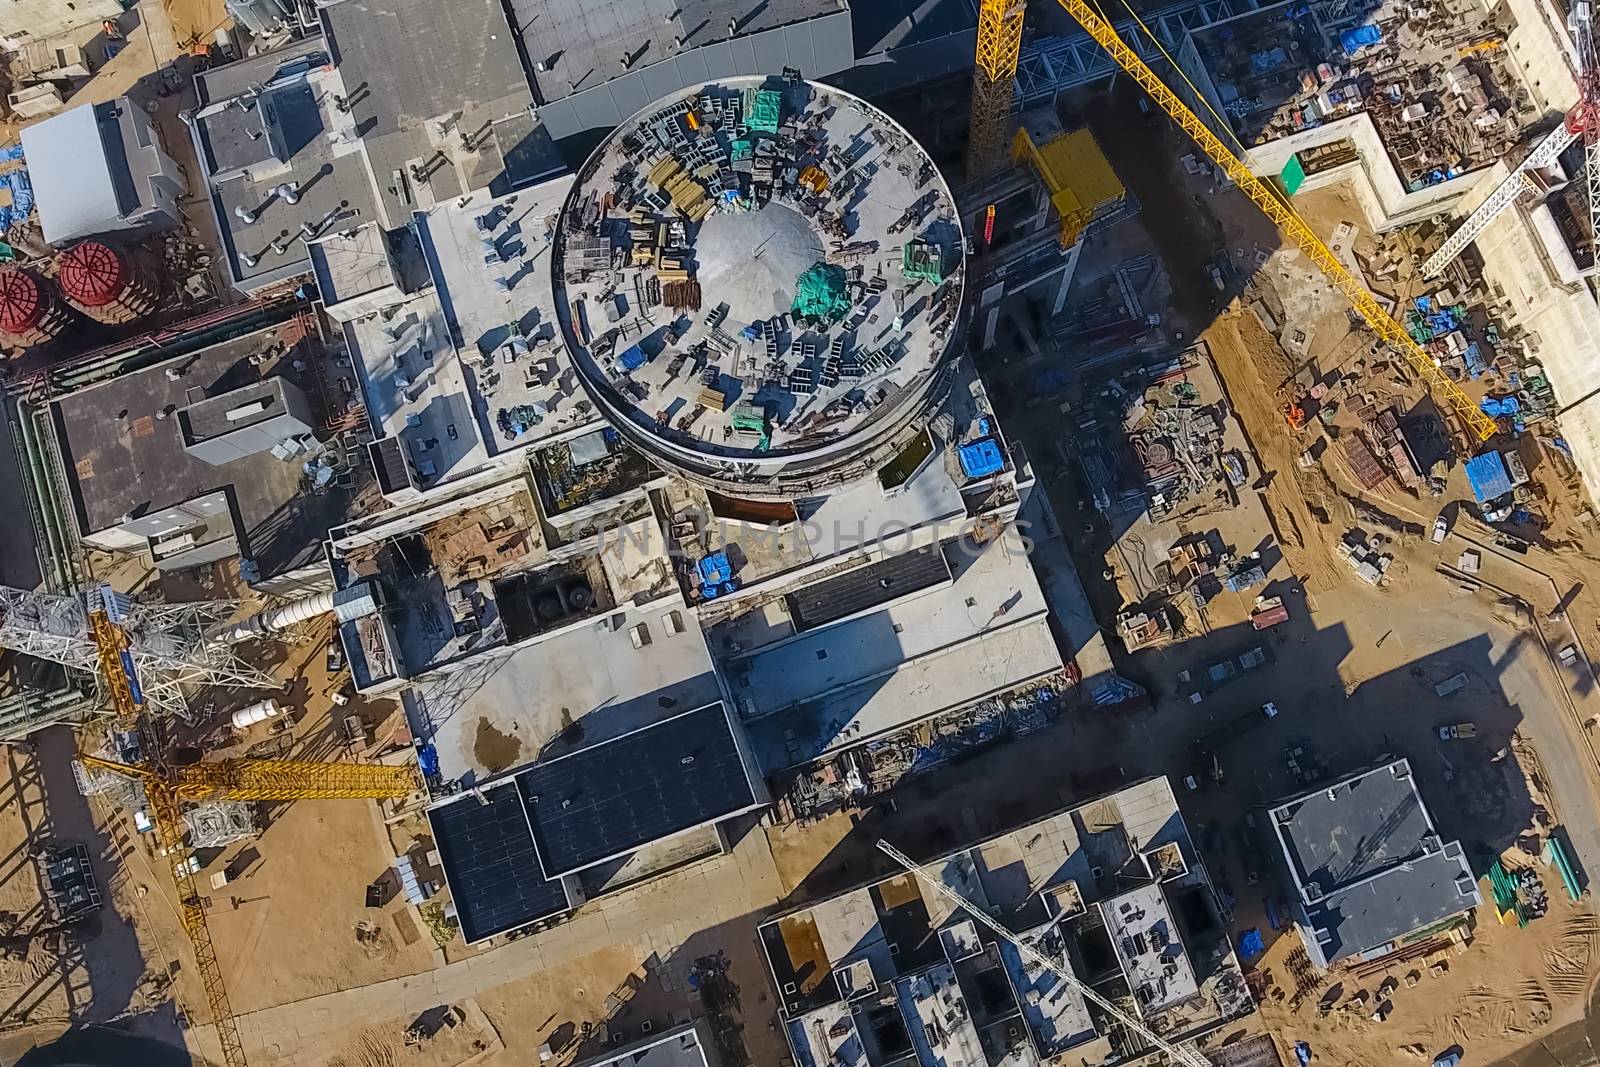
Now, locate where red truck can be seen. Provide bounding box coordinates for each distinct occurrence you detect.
[1251,596,1290,630]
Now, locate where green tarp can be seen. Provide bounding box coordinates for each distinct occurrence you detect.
[791,262,851,323]
[1281,154,1307,197]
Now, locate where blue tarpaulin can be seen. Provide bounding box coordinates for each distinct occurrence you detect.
[958,438,1005,479]
[1238,929,1265,961]
[1340,23,1382,53]
[0,145,31,236]
[617,344,647,372]
[1482,395,1526,432]
[1463,342,1488,380]
[1465,451,1513,503]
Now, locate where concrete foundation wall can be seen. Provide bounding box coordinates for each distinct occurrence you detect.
[1241,113,1486,232]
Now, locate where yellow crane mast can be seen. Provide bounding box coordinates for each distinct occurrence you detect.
[967,0,1499,443]
[78,754,419,1067]
[968,0,1027,178]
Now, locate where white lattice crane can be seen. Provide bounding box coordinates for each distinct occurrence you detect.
[1424,2,1599,277]
[0,583,274,724]
[876,840,1212,1067]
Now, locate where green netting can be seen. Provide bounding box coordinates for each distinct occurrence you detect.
[729,139,753,161]
[748,90,782,134]
[902,241,944,284]
[791,262,851,324]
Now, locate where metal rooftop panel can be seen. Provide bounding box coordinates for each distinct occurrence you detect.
[21,102,124,243]
[427,783,571,943]
[784,544,951,631]
[1303,846,1480,966]
[514,701,758,875]
[1271,760,1434,897]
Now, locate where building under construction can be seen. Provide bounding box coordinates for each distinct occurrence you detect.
[760,777,1254,1067]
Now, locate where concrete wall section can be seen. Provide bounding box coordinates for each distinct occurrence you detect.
[0,0,121,47]
[1499,0,1579,115]
[1241,113,1486,232]
[1473,190,1600,500]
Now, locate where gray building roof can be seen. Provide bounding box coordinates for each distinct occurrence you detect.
[521,2,855,139]
[322,0,559,227]
[193,38,382,292]
[1269,759,1481,966]
[22,98,175,244]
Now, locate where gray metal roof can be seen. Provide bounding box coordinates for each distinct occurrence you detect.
[515,701,759,876]
[22,101,132,243]
[323,0,543,227]
[1301,845,1480,967]
[1269,760,1481,965]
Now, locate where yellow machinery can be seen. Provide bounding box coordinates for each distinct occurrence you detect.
[87,606,141,727]
[967,0,1499,443]
[79,754,419,1067]
[968,0,1026,178]
[1011,124,1126,247]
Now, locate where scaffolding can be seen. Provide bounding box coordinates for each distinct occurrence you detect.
[0,585,276,722]
[184,801,257,848]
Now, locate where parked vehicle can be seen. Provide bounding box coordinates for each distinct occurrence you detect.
[1431,515,1450,543]
[1438,723,1477,740]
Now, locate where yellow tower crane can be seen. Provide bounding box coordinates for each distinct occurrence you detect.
[967,0,1027,179]
[79,755,419,1067]
[967,0,1499,443]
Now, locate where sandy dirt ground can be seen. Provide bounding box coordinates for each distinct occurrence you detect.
[1255,889,1598,1067]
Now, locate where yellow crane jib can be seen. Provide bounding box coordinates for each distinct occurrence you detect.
[88,606,142,728]
[1048,0,1500,445]
[77,753,420,1067]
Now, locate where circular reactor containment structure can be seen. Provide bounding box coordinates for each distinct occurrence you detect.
[553,75,967,499]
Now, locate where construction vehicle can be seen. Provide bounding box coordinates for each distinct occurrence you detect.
[77,753,419,1067]
[877,840,1212,1067]
[968,0,1499,444]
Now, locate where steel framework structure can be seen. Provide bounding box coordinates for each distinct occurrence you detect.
[80,753,420,1067]
[968,0,1028,179]
[0,585,274,721]
[1421,123,1578,277]
[1048,0,1499,442]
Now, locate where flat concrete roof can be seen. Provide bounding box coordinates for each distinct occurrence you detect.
[415,179,601,455]
[511,0,840,104]
[344,291,490,492]
[733,532,1059,772]
[52,325,367,575]
[414,601,722,786]
[323,0,560,228]
[193,39,380,291]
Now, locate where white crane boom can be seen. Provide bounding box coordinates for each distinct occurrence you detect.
[1421,122,1578,277]
[1570,0,1600,256]
[874,840,1212,1067]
